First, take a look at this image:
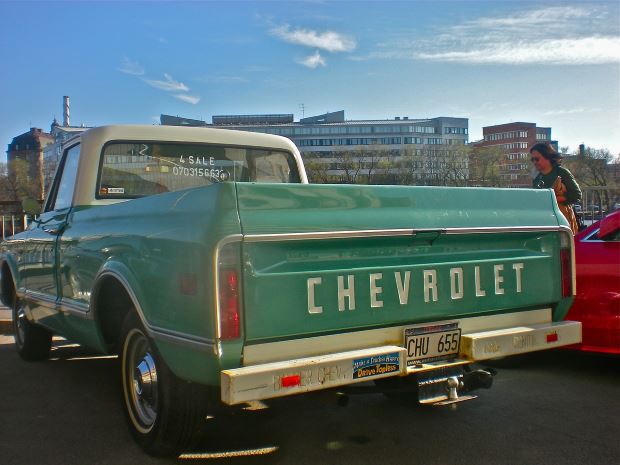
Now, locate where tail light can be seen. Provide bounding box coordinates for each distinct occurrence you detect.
[217,241,242,340]
[560,231,574,298]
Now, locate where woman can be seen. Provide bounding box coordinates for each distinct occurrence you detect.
[530,142,582,234]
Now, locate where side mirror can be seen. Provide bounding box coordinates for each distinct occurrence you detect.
[22,198,42,216]
[598,212,620,241]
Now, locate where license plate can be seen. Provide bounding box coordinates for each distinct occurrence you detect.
[405,322,461,366]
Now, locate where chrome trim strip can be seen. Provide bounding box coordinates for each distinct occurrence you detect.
[24,290,57,308]
[150,326,215,352]
[59,299,92,319]
[445,225,569,235]
[242,225,567,242]
[560,228,577,297]
[582,228,602,242]
[23,291,93,320]
[95,270,215,351]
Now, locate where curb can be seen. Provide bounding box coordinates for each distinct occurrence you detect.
[0,307,13,335]
[0,319,13,335]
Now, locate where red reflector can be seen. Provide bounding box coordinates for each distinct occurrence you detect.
[280,375,301,388]
[178,273,197,295]
[547,332,559,343]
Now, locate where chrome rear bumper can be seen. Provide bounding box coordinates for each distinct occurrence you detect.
[221,320,582,405]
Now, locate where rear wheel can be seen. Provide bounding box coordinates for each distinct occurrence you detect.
[12,296,52,361]
[120,313,210,456]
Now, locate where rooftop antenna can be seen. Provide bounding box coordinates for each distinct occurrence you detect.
[299,103,305,118]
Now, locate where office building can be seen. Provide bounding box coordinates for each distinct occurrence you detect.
[162,111,470,184]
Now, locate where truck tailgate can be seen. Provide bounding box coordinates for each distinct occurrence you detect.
[235,183,568,343]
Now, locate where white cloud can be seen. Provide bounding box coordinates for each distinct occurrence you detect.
[459,6,592,30]
[143,73,189,92]
[118,57,144,76]
[360,6,620,66]
[174,94,201,105]
[416,37,620,65]
[543,107,601,117]
[298,51,326,68]
[271,25,356,52]
[196,75,249,84]
[140,73,201,103]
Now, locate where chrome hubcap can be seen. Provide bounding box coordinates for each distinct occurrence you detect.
[134,353,157,400]
[126,331,158,430]
[15,305,26,345]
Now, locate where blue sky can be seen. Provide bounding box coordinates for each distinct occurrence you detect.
[1,0,619,162]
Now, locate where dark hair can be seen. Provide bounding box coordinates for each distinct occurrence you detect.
[530,142,563,166]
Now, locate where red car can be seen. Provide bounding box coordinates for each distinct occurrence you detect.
[565,209,620,354]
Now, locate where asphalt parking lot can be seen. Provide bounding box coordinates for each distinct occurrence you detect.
[1,333,619,465]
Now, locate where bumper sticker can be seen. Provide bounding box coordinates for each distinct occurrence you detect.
[352,352,400,379]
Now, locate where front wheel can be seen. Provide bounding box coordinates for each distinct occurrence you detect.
[12,297,52,361]
[120,313,210,456]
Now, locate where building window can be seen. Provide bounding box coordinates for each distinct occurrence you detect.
[485,130,531,141]
[444,127,468,135]
[414,126,436,134]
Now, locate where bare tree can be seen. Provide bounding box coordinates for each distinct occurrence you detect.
[469,145,506,187]
[302,152,332,184]
[332,150,364,184]
[0,159,40,202]
[564,146,618,210]
[441,145,471,187]
[357,148,398,184]
[374,151,398,184]
[395,145,470,186]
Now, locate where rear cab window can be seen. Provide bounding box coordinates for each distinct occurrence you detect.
[97,141,301,199]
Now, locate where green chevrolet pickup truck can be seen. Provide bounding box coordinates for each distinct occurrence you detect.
[1,125,581,455]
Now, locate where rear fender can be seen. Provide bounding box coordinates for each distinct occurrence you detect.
[92,261,219,384]
[0,254,20,306]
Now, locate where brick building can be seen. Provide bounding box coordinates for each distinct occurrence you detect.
[5,127,54,202]
[472,122,557,188]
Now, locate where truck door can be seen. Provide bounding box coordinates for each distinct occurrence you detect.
[24,143,80,332]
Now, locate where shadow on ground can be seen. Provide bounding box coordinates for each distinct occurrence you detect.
[1,338,618,465]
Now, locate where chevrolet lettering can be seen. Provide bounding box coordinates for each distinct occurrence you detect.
[1,125,581,456]
[306,262,525,314]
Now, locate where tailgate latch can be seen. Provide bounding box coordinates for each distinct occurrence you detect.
[412,229,444,244]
